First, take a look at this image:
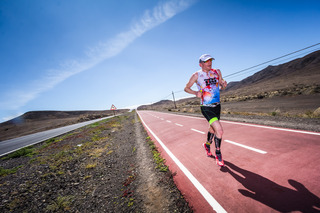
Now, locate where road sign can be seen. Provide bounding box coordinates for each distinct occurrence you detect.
[111,104,117,110]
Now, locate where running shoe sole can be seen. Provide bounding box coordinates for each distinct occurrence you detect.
[215,155,225,167]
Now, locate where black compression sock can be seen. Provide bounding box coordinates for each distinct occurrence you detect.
[207,132,214,144]
[214,135,222,149]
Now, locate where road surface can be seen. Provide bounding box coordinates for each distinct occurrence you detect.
[137,110,320,213]
[0,115,115,157]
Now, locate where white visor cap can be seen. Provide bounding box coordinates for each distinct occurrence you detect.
[199,54,215,63]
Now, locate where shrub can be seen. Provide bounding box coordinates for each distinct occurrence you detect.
[3,146,35,159]
[0,166,23,176]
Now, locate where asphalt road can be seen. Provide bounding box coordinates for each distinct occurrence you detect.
[137,110,320,213]
[0,115,115,157]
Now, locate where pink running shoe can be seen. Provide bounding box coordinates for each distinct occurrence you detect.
[215,153,224,167]
[203,143,213,157]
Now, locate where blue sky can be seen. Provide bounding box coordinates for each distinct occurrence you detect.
[1,0,320,122]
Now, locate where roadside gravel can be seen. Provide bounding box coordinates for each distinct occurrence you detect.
[0,112,192,212]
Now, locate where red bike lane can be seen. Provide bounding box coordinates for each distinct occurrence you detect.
[137,110,320,212]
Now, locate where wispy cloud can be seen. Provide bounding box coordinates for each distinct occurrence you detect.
[0,0,196,116]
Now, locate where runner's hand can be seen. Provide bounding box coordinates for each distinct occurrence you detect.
[221,79,227,90]
[196,91,202,98]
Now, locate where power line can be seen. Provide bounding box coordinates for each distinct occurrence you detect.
[156,44,320,104]
[224,42,320,79]
[225,47,319,80]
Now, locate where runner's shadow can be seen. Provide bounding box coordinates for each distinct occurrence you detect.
[221,161,320,212]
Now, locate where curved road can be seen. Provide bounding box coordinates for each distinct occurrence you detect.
[0,115,115,157]
[137,110,320,213]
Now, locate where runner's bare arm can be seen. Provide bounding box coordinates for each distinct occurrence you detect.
[216,69,227,90]
[184,72,202,98]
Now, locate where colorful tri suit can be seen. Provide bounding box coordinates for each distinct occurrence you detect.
[196,69,220,106]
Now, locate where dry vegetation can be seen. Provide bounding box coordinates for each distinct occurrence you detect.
[0,112,191,212]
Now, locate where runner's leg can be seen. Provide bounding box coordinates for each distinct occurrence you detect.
[207,125,215,144]
[211,119,223,137]
[211,120,225,166]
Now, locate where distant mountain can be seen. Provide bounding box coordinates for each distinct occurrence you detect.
[223,50,320,96]
[4,110,114,124]
[0,109,129,141]
[138,100,172,110]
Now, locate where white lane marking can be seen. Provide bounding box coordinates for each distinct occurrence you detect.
[166,120,172,123]
[146,111,320,136]
[189,128,267,154]
[225,140,267,154]
[191,128,206,134]
[137,111,227,213]
[175,123,183,127]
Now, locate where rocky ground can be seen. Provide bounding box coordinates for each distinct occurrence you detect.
[0,111,192,212]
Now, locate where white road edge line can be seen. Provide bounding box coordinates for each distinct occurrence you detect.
[175,123,183,127]
[137,111,227,213]
[149,111,320,136]
[225,140,267,154]
[191,128,206,134]
[221,120,320,136]
[166,120,172,123]
[0,116,115,157]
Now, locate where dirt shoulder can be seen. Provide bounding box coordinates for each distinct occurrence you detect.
[0,112,192,212]
[169,111,320,133]
[221,113,320,132]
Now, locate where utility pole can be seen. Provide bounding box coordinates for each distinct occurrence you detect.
[172,91,177,109]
